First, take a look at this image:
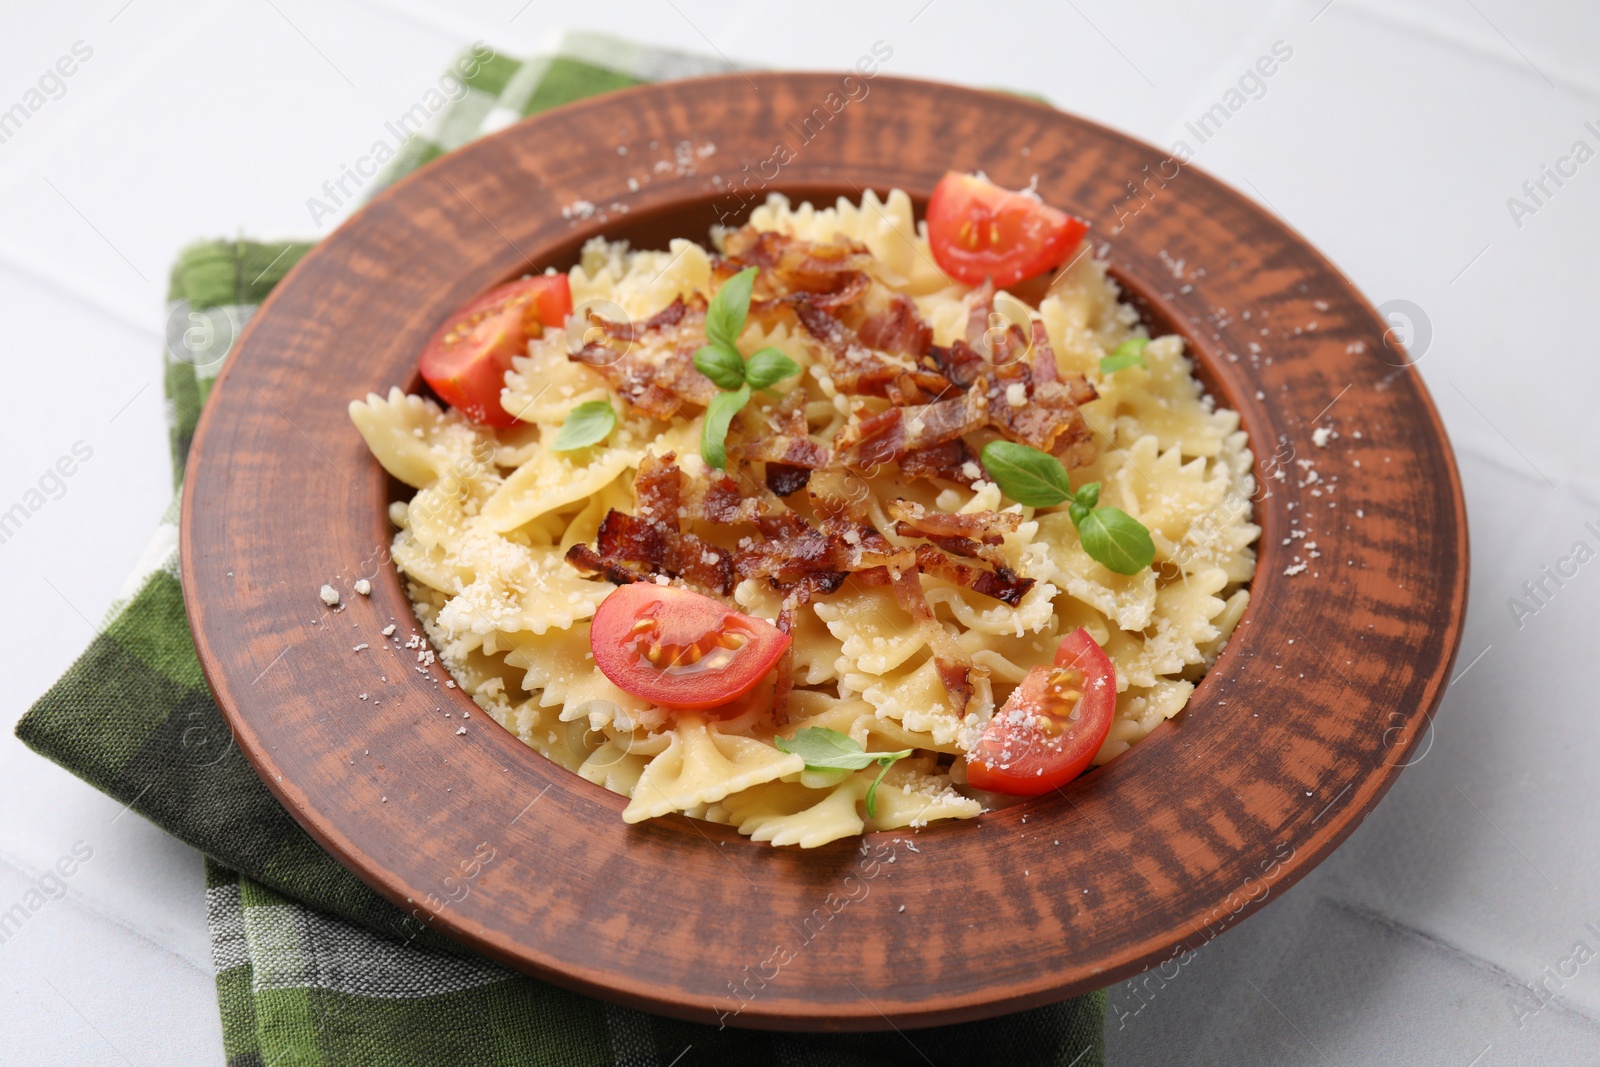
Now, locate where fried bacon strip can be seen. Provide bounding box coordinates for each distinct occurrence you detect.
[982,373,1099,466]
[731,388,829,475]
[930,288,1102,466]
[885,498,1021,539]
[831,387,988,469]
[912,545,1033,607]
[769,571,847,724]
[888,497,1009,566]
[733,522,914,587]
[563,453,737,594]
[738,522,1001,714]
[1028,320,1062,384]
[564,544,647,586]
[927,339,986,390]
[592,511,734,594]
[764,464,812,497]
[722,227,872,306]
[889,564,979,716]
[855,290,933,359]
[815,296,1098,468]
[594,296,691,342]
[570,296,718,420]
[887,500,1033,601]
[794,301,951,399]
[897,438,985,487]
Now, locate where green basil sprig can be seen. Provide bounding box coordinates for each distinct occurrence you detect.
[550,398,617,452]
[1099,336,1149,374]
[1067,481,1156,575]
[980,440,1156,575]
[774,727,911,819]
[692,266,801,469]
[699,385,750,471]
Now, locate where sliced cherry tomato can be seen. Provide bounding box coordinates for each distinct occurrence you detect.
[590,583,791,710]
[418,275,572,428]
[964,627,1116,795]
[925,171,1088,289]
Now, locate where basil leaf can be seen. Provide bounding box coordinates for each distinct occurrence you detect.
[1099,337,1149,374]
[774,727,877,770]
[744,347,800,390]
[865,756,905,820]
[775,728,910,818]
[774,729,915,825]
[1075,505,1156,575]
[693,344,747,390]
[705,266,758,350]
[775,727,910,771]
[550,398,616,452]
[1073,481,1100,510]
[980,440,1074,507]
[700,384,750,470]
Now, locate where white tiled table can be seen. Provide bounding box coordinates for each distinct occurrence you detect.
[3,2,1595,1063]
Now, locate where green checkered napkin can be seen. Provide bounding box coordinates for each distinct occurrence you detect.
[16,32,1105,1066]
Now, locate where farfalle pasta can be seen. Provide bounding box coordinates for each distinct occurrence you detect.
[351,183,1259,848]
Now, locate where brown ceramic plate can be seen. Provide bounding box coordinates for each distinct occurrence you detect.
[181,73,1468,1030]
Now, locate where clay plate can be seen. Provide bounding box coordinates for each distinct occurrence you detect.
[180,73,1468,1030]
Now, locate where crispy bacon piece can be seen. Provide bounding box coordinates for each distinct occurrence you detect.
[1028,320,1061,384]
[884,372,930,407]
[770,571,846,723]
[831,387,988,469]
[564,453,738,594]
[571,296,718,420]
[927,339,986,390]
[755,508,816,542]
[633,449,682,521]
[733,523,914,587]
[912,544,1033,607]
[885,498,1020,539]
[739,469,915,583]
[846,566,894,587]
[792,271,869,311]
[889,564,978,716]
[794,301,951,399]
[595,510,734,594]
[942,287,1100,464]
[900,529,994,563]
[886,500,1033,604]
[765,463,812,497]
[983,373,1099,465]
[897,438,985,487]
[564,544,648,586]
[684,469,767,526]
[722,228,872,306]
[731,388,829,471]
[789,274,1098,463]
[964,280,997,347]
[856,290,933,359]
[595,297,690,342]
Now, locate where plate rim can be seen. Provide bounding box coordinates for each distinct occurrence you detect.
[181,70,1470,1030]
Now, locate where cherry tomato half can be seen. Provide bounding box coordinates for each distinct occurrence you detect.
[925,172,1088,289]
[590,583,791,710]
[418,275,572,428]
[964,627,1116,795]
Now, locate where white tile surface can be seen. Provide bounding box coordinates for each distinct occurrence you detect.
[2,1,1595,1063]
